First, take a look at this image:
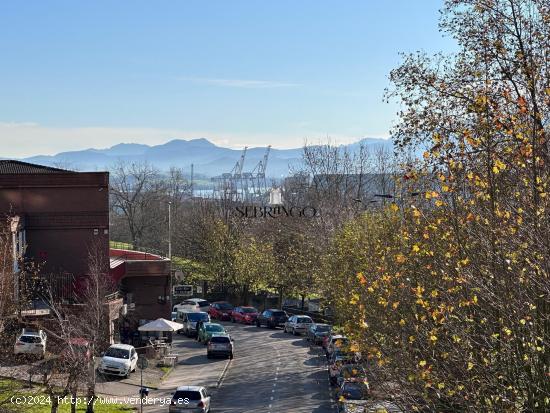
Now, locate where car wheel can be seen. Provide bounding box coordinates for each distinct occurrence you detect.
[229,352,234,360]
[293,328,297,336]
[256,321,261,327]
[207,353,211,359]
[231,317,235,323]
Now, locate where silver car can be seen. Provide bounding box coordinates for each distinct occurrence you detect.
[169,386,211,413]
[283,315,313,335]
[180,311,210,337]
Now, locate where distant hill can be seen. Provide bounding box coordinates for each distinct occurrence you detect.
[21,137,393,178]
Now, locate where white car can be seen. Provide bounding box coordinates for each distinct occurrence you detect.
[284,315,313,335]
[169,386,211,413]
[98,344,138,378]
[14,328,47,358]
[326,335,350,358]
[173,298,210,313]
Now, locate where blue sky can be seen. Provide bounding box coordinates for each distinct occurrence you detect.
[0,1,455,157]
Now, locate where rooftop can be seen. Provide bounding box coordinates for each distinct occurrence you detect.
[0,160,74,174]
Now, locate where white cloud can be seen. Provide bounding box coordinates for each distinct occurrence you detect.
[0,122,387,158]
[180,77,299,89]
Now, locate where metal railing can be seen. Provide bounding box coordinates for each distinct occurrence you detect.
[110,241,167,259]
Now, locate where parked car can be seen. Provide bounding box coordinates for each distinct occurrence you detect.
[97,344,138,378]
[169,386,211,413]
[181,311,211,337]
[173,298,211,313]
[326,335,350,358]
[283,315,313,335]
[207,333,234,359]
[230,306,258,324]
[329,353,359,385]
[336,380,370,413]
[64,338,92,361]
[306,323,332,344]
[256,309,288,329]
[209,302,234,321]
[197,322,226,344]
[336,364,368,387]
[14,328,47,358]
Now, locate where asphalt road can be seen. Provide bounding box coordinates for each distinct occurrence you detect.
[93,320,335,412]
[209,321,335,413]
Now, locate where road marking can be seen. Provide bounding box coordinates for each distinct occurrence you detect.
[215,358,232,389]
[270,396,274,401]
[272,389,275,393]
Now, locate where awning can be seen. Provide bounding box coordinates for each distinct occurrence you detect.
[138,318,183,332]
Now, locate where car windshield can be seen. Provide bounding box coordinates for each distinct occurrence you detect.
[198,301,210,307]
[104,348,130,359]
[297,317,312,323]
[341,366,366,378]
[342,383,369,400]
[210,336,230,343]
[206,325,224,332]
[188,313,209,321]
[272,311,286,317]
[19,335,41,343]
[173,391,201,401]
[241,307,257,313]
[333,338,349,347]
[217,303,233,310]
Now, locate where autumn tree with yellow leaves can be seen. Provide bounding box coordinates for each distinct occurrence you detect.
[324,0,549,411]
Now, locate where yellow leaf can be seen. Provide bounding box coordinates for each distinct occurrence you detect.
[399,319,406,326]
[396,254,406,263]
[390,203,399,212]
[419,360,427,367]
[412,244,420,253]
[467,362,474,371]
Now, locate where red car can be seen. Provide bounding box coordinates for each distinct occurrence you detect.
[231,306,259,324]
[209,302,234,321]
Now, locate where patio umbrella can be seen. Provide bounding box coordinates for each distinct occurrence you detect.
[138,318,184,332]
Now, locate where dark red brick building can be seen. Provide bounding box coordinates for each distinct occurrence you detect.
[0,160,170,341]
[0,160,110,295]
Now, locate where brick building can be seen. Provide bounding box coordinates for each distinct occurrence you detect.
[0,160,170,341]
[0,160,110,297]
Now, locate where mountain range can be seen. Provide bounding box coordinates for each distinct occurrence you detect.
[21,137,393,178]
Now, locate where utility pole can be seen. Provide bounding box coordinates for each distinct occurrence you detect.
[168,201,173,312]
[190,163,194,198]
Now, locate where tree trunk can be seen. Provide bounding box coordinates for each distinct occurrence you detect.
[50,399,59,413]
[70,385,77,413]
[86,357,96,413]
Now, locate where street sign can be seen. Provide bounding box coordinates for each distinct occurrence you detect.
[173,284,193,297]
[174,270,184,281]
[195,285,203,294]
[137,356,149,370]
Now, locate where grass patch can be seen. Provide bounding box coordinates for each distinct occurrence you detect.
[0,379,134,412]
